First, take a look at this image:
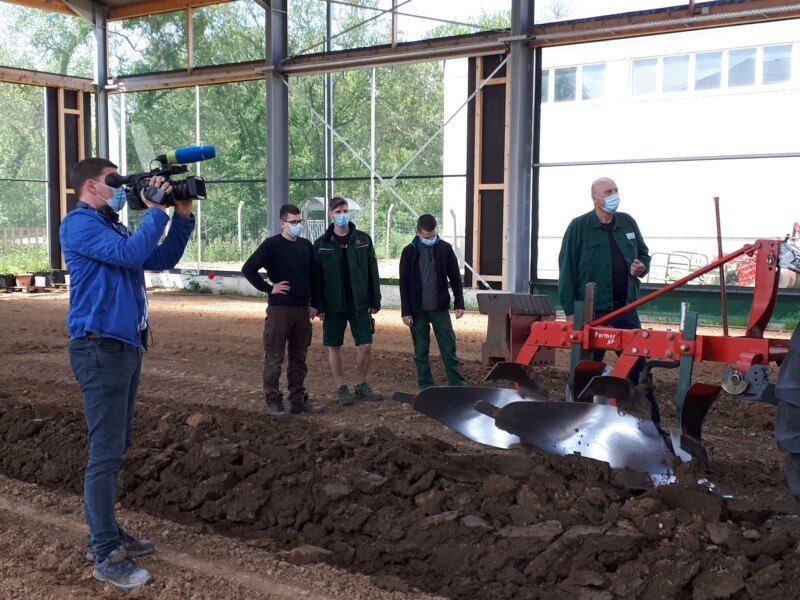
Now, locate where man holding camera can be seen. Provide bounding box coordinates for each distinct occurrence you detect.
[61,157,195,590]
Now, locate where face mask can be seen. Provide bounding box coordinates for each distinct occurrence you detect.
[600,193,620,214]
[288,223,304,238]
[107,187,127,212]
[420,235,438,247]
[333,213,350,227]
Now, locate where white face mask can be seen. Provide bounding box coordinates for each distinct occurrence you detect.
[91,179,115,204]
[106,187,127,212]
[601,193,620,214]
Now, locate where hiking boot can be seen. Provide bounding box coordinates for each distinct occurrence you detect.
[336,384,355,406]
[266,399,288,417]
[355,381,383,402]
[290,393,325,414]
[92,547,152,590]
[86,531,154,562]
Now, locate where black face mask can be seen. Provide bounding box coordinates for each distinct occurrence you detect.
[97,204,119,223]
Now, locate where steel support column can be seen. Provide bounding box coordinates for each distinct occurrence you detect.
[94,4,109,157]
[506,0,535,293]
[324,0,334,200]
[266,0,288,234]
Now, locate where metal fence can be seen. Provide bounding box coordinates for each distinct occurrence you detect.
[0,227,47,245]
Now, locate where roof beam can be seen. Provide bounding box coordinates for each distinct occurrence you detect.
[109,61,265,93]
[108,0,232,21]
[2,0,232,20]
[0,66,95,91]
[2,0,74,16]
[531,0,800,45]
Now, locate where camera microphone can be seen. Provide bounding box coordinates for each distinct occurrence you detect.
[156,145,216,165]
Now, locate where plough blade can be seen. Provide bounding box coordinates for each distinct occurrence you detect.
[577,375,652,418]
[393,387,539,449]
[671,383,721,465]
[475,399,674,478]
[570,360,606,401]
[483,361,550,399]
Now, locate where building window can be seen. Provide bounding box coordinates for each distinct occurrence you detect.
[582,63,605,100]
[541,69,549,103]
[763,44,792,84]
[663,54,689,92]
[632,58,658,95]
[729,47,756,87]
[695,51,722,90]
[555,67,576,102]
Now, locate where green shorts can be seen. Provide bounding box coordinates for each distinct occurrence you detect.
[323,302,375,347]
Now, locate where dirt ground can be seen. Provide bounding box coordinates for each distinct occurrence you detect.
[1,289,799,599]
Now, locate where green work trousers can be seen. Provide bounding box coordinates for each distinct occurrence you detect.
[410,310,467,390]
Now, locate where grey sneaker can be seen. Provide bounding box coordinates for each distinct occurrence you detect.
[290,393,325,414]
[355,381,383,402]
[336,384,355,406]
[266,399,288,416]
[86,531,154,562]
[92,547,152,590]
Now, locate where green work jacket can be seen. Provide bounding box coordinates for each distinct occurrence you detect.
[313,222,381,314]
[558,210,650,316]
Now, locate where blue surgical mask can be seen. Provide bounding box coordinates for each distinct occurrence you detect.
[333,213,350,227]
[420,235,438,247]
[288,223,304,238]
[601,193,620,214]
[107,187,127,212]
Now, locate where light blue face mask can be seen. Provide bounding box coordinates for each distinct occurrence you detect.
[601,193,620,214]
[333,213,350,227]
[420,235,438,247]
[107,187,128,212]
[288,223,304,238]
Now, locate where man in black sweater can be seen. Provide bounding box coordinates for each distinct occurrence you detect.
[399,214,467,389]
[242,204,324,415]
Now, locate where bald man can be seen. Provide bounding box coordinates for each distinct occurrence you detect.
[558,177,660,427]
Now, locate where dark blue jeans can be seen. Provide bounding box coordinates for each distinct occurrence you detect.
[592,309,661,425]
[69,336,142,563]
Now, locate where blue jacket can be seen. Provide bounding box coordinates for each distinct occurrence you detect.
[60,203,195,347]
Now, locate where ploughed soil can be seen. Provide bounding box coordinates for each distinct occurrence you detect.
[1,289,799,599]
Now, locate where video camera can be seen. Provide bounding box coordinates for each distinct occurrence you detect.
[105,145,216,210]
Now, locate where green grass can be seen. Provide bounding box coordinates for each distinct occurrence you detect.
[0,243,50,274]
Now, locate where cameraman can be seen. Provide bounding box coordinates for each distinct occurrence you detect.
[60,157,195,590]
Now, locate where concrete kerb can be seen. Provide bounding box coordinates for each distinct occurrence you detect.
[143,272,483,311]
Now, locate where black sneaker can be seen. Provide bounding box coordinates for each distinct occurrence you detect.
[290,393,325,414]
[336,384,355,406]
[267,399,288,417]
[355,381,383,402]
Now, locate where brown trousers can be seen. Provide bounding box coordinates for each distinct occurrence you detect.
[262,305,312,405]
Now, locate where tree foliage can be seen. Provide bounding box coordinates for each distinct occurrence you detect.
[0,0,511,263]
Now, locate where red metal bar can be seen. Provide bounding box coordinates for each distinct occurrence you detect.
[590,242,759,328]
[521,320,789,370]
[713,196,729,336]
[746,239,781,338]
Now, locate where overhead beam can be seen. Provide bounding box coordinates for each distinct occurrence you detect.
[532,0,800,45]
[2,0,74,16]
[108,0,231,20]
[2,0,232,20]
[0,66,94,91]
[109,62,266,93]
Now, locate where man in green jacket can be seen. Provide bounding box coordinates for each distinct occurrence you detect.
[558,177,660,426]
[314,197,383,405]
